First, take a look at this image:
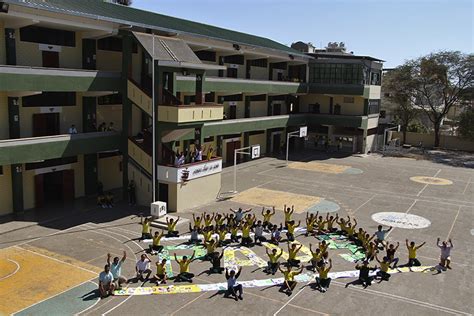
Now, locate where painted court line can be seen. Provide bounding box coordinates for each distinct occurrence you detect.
[74,281,101,316]
[332,281,470,315]
[273,280,312,316]
[0,259,20,281]
[352,194,377,214]
[416,169,442,197]
[244,291,327,315]
[446,206,462,240]
[170,292,207,316]
[462,176,471,195]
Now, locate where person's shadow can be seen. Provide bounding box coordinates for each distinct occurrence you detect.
[81,289,100,301]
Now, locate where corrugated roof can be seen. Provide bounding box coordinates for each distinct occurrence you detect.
[5,0,305,56]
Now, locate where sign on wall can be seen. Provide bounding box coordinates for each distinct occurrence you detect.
[251,145,260,159]
[158,159,223,184]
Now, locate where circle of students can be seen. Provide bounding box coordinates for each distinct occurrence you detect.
[98,206,454,300]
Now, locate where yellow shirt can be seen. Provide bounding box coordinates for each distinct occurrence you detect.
[311,252,321,261]
[156,263,165,275]
[167,221,177,231]
[194,219,202,227]
[283,270,298,281]
[218,230,226,241]
[284,211,292,222]
[215,217,225,226]
[317,220,325,230]
[263,212,273,222]
[242,226,251,238]
[203,231,212,242]
[288,247,299,260]
[204,217,213,227]
[206,242,216,254]
[230,227,239,236]
[287,223,297,234]
[327,220,334,230]
[142,221,150,234]
[268,252,281,263]
[307,218,316,231]
[347,226,355,236]
[318,267,330,279]
[380,261,390,272]
[179,260,191,273]
[152,234,163,246]
[408,246,417,259]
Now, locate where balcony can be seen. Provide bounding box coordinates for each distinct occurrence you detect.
[0,132,121,165]
[0,65,120,92]
[158,104,224,124]
[307,82,381,98]
[127,79,152,116]
[128,138,152,175]
[158,157,223,184]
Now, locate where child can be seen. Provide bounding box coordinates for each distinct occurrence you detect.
[166,217,180,237]
[149,230,164,254]
[309,244,322,272]
[287,242,303,267]
[286,220,300,242]
[305,213,317,237]
[406,239,426,267]
[224,267,243,301]
[264,248,283,275]
[105,192,114,208]
[283,205,294,228]
[155,259,167,284]
[385,242,400,268]
[241,222,252,247]
[315,259,332,293]
[271,225,282,245]
[437,238,453,270]
[254,221,266,245]
[217,225,229,246]
[140,216,153,240]
[189,224,201,244]
[279,265,304,296]
[174,251,195,283]
[209,251,224,274]
[204,239,218,261]
[375,255,391,281]
[261,207,276,230]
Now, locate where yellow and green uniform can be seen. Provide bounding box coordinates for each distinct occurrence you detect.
[263,212,273,223]
[408,246,417,259]
[142,221,151,234]
[357,231,366,242]
[153,234,163,246]
[167,221,177,232]
[242,225,251,238]
[319,243,328,253]
[178,260,191,273]
[156,263,166,275]
[283,270,298,281]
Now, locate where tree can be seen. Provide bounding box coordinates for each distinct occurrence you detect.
[458,107,474,140]
[383,66,418,144]
[406,51,473,147]
[111,0,133,5]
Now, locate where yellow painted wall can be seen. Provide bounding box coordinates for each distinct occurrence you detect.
[128,139,152,174]
[128,162,152,207]
[333,96,365,115]
[22,156,85,210]
[368,85,381,99]
[0,21,5,65]
[19,94,83,137]
[249,133,266,154]
[98,155,123,191]
[250,100,267,118]
[391,132,474,152]
[223,101,244,119]
[0,165,13,216]
[0,92,8,140]
[131,105,142,136]
[299,94,331,114]
[250,66,268,80]
[96,50,122,72]
[128,80,152,116]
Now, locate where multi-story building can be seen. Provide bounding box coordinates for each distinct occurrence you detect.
[0,0,382,216]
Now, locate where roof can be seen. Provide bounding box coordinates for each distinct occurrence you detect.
[309,52,384,62]
[5,0,306,57]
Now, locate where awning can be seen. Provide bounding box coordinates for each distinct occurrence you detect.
[132,32,225,71]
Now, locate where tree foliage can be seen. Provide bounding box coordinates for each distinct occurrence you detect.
[112,0,133,6]
[458,107,474,140]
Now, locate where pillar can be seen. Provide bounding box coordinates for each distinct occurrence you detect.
[8,97,20,139]
[195,73,204,105]
[5,28,16,65]
[82,96,96,132]
[11,164,24,213]
[121,32,133,200]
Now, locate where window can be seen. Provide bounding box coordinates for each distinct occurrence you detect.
[204,136,214,142]
[368,99,380,114]
[220,94,243,102]
[370,71,381,85]
[98,93,122,105]
[223,55,244,65]
[309,63,364,85]
[250,59,268,68]
[20,26,75,47]
[334,104,341,115]
[184,95,196,105]
[205,92,215,103]
[195,50,216,62]
[23,92,76,107]
[309,103,320,113]
[227,68,238,78]
[25,156,78,171]
[343,97,355,103]
[97,36,138,53]
[380,110,386,119]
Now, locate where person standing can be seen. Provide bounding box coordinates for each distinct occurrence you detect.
[224,267,243,300]
[437,238,453,270]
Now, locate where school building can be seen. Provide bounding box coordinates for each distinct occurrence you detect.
[0,0,383,215]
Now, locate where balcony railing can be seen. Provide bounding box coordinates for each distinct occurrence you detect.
[158,103,224,123]
[158,157,223,184]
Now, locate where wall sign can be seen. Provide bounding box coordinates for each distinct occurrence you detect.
[158,159,222,184]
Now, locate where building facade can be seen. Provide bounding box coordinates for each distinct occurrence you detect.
[0,0,382,215]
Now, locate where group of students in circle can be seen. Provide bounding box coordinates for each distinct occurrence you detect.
[98,205,454,300]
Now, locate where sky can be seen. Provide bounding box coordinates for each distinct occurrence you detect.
[131,0,473,68]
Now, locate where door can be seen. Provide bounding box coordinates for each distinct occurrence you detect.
[272,104,281,116]
[62,169,75,202]
[159,183,169,204]
[42,51,59,68]
[33,113,60,137]
[229,105,237,119]
[272,134,281,154]
[226,140,241,164]
[34,174,44,208]
[82,39,96,70]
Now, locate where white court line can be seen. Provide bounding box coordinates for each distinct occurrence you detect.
[446,206,462,241]
[169,292,207,316]
[0,259,20,281]
[352,194,377,214]
[462,176,471,195]
[273,280,312,316]
[332,281,470,315]
[385,199,417,239]
[74,281,101,316]
[416,169,441,197]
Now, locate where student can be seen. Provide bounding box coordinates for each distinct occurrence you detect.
[107,251,127,290]
[437,238,453,270]
[209,251,224,274]
[346,219,358,241]
[286,220,300,242]
[230,207,252,224]
[375,255,391,281]
[305,213,317,237]
[318,240,329,254]
[254,221,266,245]
[149,230,165,255]
[315,213,327,234]
[283,205,294,227]
[241,222,252,246]
[166,217,180,237]
[68,124,78,134]
[385,242,400,268]
[309,244,322,272]
[226,213,236,227]
[105,192,114,208]
[140,216,153,240]
[262,207,276,230]
[270,225,282,245]
[244,213,257,227]
[203,212,215,228]
[374,225,393,248]
[354,261,377,287]
[326,214,338,233]
[202,227,213,243]
[155,259,168,284]
[174,251,196,283]
[315,259,332,293]
[365,241,378,262]
[406,239,426,267]
[264,248,283,275]
[355,228,366,247]
[204,239,218,261]
[337,216,349,234]
[192,214,203,230]
[230,224,240,243]
[98,264,115,298]
[214,213,225,227]
[135,254,152,281]
[279,265,304,296]
[224,267,243,301]
[189,224,201,244]
[217,225,229,246]
[287,242,303,267]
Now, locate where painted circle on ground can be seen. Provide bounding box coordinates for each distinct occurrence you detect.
[410,176,453,185]
[470,229,474,236]
[344,168,363,175]
[372,212,431,229]
[306,200,340,214]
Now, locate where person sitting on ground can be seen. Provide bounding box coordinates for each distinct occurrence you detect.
[375,254,391,281]
[279,265,304,296]
[97,194,107,209]
[305,213,317,237]
[209,251,224,274]
[353,260,377,287]
[241,222,253,247]
[104,192,114,208]
[318,240,329,254]
[270,224,282,245]
[244,213,257,227]
[437,238,453,270]
[192,214,203,231]
[346,218,358,241]
[189,224,202,244]
[202,226,214,244]
[262,207,276,230]
[155,259,167,285]
[355,228,366,247]
[365,241,378,261]
[337,216,350,234]
[325,214,338,233]
[286,220,300,242]
[309,244,323,272]
[314,212,327,234]
[374,225,393,249]
[287,242,303,267]
[149,230,165,255]
[230,224,240,243]
[217,225,229,246]
[140,216,153,241]
[385,242,400,268]
[230,207,252,224]
[283,205,294,228]
[406,239,426,267]
[98,264,115,298]
[204,239,218,261]
[215,213,225,227]
[254,221,266,245]
[107,251,127,290]
[174,251,196,283]
[315,258,333,293]
[166,217,180,237]
[203,212,215,228]
[362,233,375,251]
[225,213,236,227]
[264,248,283,275]
[224,267,243,300]
[135,254,152,281]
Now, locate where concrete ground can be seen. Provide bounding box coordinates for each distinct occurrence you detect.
[1,150,473,316]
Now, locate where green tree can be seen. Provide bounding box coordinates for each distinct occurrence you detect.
[458,107,474,140]
[406,51,473,147]
[383,66,418,144]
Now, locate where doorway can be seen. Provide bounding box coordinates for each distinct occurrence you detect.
[272,133,281,154]
[229,105,237,119]
[272,104,281,115]
[226,140,241,164]
[34,169,75,208]
[33,113,60,137]
[159,183,169,204]
[42,51,59,68]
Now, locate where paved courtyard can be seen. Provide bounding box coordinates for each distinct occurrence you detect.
[1,151,473,315]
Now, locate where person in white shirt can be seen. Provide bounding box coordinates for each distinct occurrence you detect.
[224,267,243,301]
[98,264,115,298]
[374,225,392,248]
[437,238,453,270]
[135,254,152,281]
[195,146,203,162]
[107,251,127,289]
[254,221,266,245]
[68,124,78,134]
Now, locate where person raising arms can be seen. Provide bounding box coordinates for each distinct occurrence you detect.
[224,267,243,301]
[174,251,196,283]
[262,206,276,230]
[166,217,180,237]
[279,265,304,296]
[287,242,303,267]
[264,248,283,275]
[406,239,426,267]
[283,205,294,228]
[315,259,333,293]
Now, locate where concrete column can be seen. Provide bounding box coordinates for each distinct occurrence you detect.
[195,73,204,105]
[11,164,24,213]
[121,32,133,200]
[5,28,16,65]
[8,97,20,139]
